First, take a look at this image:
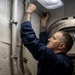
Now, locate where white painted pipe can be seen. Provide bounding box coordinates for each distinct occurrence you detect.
[11,0,18,57]
[11,0,23,75]
[11,0,18,75]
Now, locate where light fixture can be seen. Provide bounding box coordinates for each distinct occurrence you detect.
[37,0,63,9]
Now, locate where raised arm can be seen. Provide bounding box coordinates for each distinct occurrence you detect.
[40,12,50,44]
[22,4,36,22]
[20,4,58,64]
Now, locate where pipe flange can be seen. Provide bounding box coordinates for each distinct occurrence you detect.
[11,20,18,25]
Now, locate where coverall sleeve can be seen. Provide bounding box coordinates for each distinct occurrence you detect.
[20,21,58,63]
[39,32,48,45]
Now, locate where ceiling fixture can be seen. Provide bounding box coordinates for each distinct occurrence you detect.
[37,0,63,9]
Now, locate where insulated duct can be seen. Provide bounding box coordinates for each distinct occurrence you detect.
[48,17,75,37]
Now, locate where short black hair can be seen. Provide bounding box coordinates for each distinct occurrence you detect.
[58,31,74,52]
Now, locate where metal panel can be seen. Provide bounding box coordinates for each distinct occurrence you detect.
[64,0,75,17]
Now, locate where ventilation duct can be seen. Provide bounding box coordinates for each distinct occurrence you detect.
[48,17,75,37]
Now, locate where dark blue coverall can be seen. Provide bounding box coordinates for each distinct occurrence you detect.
[20,21,74,75]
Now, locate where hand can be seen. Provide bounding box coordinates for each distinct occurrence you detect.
[41,12,50,27]
[26,4,36,13]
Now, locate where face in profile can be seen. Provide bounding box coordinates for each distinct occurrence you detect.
[47,32,65,51]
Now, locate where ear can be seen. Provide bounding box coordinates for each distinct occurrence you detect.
[59,43,66,50]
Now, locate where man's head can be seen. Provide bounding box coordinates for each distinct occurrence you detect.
[47,31,74,53]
